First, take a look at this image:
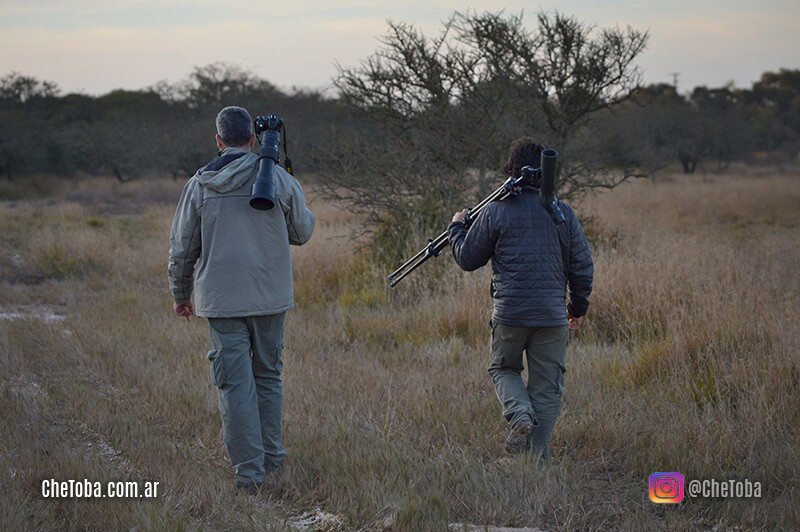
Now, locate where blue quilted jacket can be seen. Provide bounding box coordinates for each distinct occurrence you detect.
[447,187,593,327]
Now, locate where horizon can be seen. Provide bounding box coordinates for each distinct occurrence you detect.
[1,1,799,97]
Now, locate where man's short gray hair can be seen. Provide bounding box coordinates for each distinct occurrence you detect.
[215,106,254,148]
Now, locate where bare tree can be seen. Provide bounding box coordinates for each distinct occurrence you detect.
[325,10,648,256]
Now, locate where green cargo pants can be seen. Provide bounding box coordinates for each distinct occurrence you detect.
[207,313,287,487]
[488,321,569,459]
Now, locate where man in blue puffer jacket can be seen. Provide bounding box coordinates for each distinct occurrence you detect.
[447,137,593,459]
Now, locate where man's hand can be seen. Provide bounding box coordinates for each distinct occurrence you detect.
[567,313,582,331]
[452,209,469,223]
[174,302,194,322]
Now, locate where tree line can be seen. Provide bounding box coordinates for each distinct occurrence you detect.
[1,12,797,192]
[597,70,800,174]
[0,63,350,181]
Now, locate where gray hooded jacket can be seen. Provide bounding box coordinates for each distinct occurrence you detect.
[168,148,315,318]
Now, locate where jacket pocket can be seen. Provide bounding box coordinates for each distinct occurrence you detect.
[270,342,284,375]
[556,363,566,398]
[207,348,225,388]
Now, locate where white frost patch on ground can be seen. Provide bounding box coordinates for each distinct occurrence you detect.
[0,306,66,323]
[4,375,49,400]
[287,508,346,531]
[82,430,131,469]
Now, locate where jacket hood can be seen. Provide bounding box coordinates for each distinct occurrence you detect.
[196,148,258,193]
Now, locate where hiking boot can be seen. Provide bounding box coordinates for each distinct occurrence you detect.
[503,417,538,454]
[261,463,292,495]
[236,478,263,495]
[264,462,285,479]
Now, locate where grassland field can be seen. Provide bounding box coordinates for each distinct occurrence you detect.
[0,169,799,531]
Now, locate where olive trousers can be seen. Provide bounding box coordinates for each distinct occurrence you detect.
[488,322,569,459]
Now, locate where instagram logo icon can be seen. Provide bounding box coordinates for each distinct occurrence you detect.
[649,473,684,503]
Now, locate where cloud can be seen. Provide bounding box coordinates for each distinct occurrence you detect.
[633,6,799,88]
[0,16,383,93]
[1,0,798,94]
[312,16,390,35]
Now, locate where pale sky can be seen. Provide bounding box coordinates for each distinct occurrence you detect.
[1,0,798,96]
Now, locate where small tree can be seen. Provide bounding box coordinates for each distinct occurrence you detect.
[152,63,284,179]
[325,10,648,256]
[152,62,346,179]
[0,73,61,179]
[689,85,752,171]
[595,84,700,174]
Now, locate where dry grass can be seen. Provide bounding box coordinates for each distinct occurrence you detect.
[1,171,798,530]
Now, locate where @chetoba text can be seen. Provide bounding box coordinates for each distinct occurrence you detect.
[649,472,684,504]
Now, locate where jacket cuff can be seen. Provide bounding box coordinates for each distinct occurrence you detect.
[447,221,466,234]
[447,221,467,242]
[567,301,587,319]
[173,293,192,306]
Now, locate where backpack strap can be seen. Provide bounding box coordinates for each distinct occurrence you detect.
[556,203,570,280]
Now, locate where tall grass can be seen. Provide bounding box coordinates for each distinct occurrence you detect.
[1,172,798,530]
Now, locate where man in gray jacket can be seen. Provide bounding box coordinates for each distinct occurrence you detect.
[448,137,593,460]
[168,106,315,492]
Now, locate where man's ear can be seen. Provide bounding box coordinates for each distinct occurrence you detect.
[248,133,256,150]
[216,134,226,150]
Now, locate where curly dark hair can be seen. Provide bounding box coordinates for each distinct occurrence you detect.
[503,137,544,185]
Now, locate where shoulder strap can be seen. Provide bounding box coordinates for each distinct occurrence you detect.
[556,205,570,279]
